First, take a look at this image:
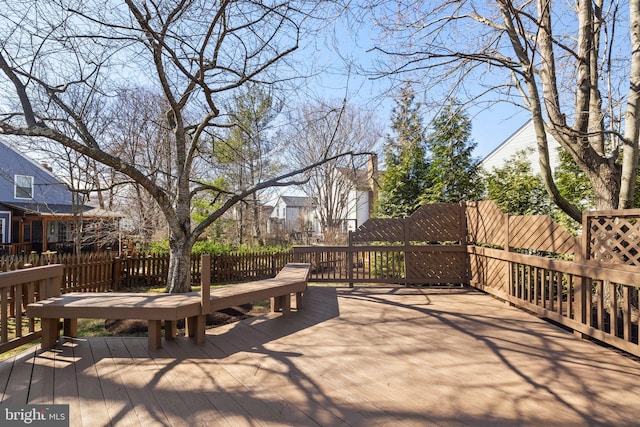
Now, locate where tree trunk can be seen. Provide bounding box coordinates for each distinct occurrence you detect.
[587,164,621,210]
[165,238,193,293]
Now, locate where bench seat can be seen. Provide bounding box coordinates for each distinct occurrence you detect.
[27,261,310,351]
[27,292,202,320]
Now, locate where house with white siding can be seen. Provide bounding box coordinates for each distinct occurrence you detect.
[268,155,379,241]
[268,195,321,239]
[480,120,561,175]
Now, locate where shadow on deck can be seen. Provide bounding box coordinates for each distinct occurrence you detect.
[2,286,639,426]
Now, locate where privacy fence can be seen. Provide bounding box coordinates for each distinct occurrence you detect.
[3,200,640,358]
[293,200,640,358]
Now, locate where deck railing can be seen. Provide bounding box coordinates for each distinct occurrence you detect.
[0,264,63,353]
[468,246,640,357]
[0,250,296,290]
[0,242,33,256]
[4,201,640,359]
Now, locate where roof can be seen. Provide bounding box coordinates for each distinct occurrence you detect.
[480,119,561,175]
[336,167,371,189]
[0,202,122,218]
[0,137,121,218]
[279,195,317,208]
[0,137,74,206]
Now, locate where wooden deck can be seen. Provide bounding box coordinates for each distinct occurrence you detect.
[2,286,640,426]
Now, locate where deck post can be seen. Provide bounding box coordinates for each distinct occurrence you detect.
[164,320,177,340]
[295,291,303,309]
[189,254,211,345]
[200,254,211,314]
[504,213,513,305]
[348,231,354,288]
[573,216,589,338]
[185,315,206,344]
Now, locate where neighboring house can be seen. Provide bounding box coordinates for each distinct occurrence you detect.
[269,154,380,240]
[0,138,119,255]
[481,120,561,175]
[268,195,321,240]
[334,154,378,232]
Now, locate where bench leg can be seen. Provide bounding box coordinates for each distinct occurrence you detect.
[164,320,177,340]
[148,320,162,350]
[271,294,291,314]
[270,296,281,312]
[63,318,78,337]
[295,291,303,310]
[41,318,60,350]
[186,315,206,344]
[282,294,291,315]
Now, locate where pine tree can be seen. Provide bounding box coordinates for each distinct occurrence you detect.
[377,84,430,217]
[422,103,482,203]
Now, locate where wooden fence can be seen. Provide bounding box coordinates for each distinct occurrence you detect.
[0,250,296,291]
[294,203,469,285]
[4,201,640,358]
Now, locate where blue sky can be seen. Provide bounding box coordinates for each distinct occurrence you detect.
[297,8,530,160]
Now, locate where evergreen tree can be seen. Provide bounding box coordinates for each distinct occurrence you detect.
[422,103,482,203]
[212,84,282,245]
[484,150,553,216]
[377,84,430,217]
[553,147,594,231]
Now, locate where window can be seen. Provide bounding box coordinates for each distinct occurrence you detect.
[14,175,34,199]
[58,222,68,242]
[0,218,4,243]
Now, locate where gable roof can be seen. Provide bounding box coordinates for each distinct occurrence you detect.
[480,120,561,175]
[0,138,75,207]
[0,138,120,218]
[279,195,316,208]
[336,167,371,190]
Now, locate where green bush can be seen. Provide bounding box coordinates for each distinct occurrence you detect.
[147,239,291,256]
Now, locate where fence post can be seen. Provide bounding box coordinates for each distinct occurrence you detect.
[573,212,590,337]
[348,231,354,288]
[461,201,470,285]
[112,257,121,290]
[403,219,409,287]
[504,213,512,301]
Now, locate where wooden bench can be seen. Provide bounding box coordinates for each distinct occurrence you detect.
[27,258,310,351]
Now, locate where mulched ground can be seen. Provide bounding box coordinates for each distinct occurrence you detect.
[104,303,264,335]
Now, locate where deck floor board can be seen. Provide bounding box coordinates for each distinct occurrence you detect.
[3,286,640,426]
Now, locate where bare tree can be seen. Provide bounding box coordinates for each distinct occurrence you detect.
[0,0,363,292]
[367,0,640,220]
[106,88,174,245]
[286,101,380,243]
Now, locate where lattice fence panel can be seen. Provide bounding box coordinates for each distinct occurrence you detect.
[586,211,640,264]
[407,203,465,243]
[405,251,467,284]
[466,200,505,246]
[350,218,405,243]
[468,253,506,293]
[509,215,576,255]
